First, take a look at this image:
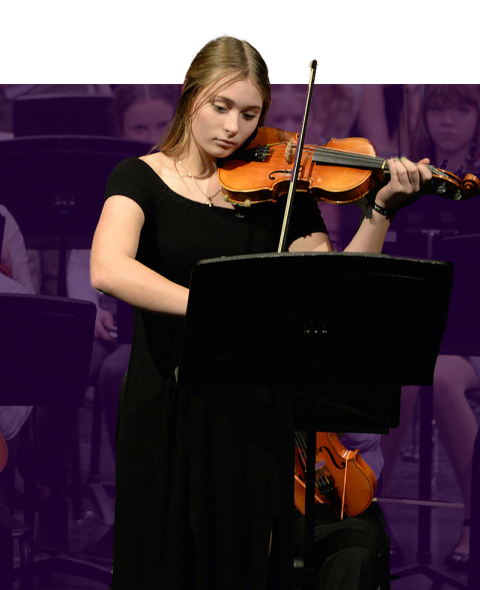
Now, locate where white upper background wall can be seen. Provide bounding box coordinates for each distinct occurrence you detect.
[2,1,471,84]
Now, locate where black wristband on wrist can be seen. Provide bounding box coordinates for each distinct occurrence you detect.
[372,201,396,220]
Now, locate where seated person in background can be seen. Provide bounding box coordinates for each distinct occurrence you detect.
[0,407,33,589]
[380,355,480,570]
[267,84,361,146]
[266,84,364,255]
[112,84,180,146]
[409,84,480,176]
[79,83,180,455]
[67,248,123,450]
[33,245,120,555]
[373,85,480,571]
[0,205,36,295]
[66,85,179,563]
[310,84,362,146]
[355,84,423,157]
[0,84,114,295]
[0,204,35,587]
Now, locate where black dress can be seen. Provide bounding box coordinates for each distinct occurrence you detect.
[104,158,328,590]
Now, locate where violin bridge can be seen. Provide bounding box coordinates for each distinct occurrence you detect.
[285,140,295,164]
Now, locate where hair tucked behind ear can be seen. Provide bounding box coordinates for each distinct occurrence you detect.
[155,36,271,159]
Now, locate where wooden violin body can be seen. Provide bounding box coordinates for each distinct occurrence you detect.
[294,431,377,519]
[218,127,480,207]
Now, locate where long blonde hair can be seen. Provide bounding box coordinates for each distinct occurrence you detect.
[155,36,271,158]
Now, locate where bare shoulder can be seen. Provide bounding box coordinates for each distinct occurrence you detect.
[140,152,185,195]
[139,152,176,179]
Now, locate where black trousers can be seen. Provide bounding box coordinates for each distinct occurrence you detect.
[292,502,389,590]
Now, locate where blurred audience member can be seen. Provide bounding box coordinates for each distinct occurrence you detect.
[381,356,480,570]
[113,84,180,146]
[267,84,361,145]
[0,205,36,295]
[266,84,363,251]
[380,86,480,570]
[355,84,423,157]
[311,84,362,144]
[68,86,178,563]
[409,84,480,175]
[0,204,35,587]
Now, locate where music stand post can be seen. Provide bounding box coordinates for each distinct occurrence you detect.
[178,252,453,590]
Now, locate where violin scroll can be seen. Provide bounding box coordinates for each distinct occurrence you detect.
[460,173,480,199]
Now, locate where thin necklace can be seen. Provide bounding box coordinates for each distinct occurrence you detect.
[178,160,222,207]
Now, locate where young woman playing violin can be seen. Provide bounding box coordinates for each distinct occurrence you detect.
[91,36,432,590]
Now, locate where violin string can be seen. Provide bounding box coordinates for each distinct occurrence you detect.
[262,142,454,192]
[312,147,444,174]
[295,431,329,487]
[277,143,451,179]
[295,432,308,470]
[291,143,386,167]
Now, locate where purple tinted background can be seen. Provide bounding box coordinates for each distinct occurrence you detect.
[0,84,479,588]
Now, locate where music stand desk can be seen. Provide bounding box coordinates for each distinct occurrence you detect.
[179,252,454,589]
[0,294,96,405]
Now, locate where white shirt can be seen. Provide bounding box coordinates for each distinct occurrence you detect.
[0,204,35,294]
[0,406,32,440]
[0,204,35,440]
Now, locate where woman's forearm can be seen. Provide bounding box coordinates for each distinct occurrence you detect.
[91,255,189,317]
[343,208,391,254]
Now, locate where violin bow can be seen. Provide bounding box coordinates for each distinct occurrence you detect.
[277,60,317,253]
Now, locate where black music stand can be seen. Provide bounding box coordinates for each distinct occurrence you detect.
[0,135,152,295]
[0,295,114,584]
[178,252,454,590]
[13,94,115,138]
[0,295,96,405]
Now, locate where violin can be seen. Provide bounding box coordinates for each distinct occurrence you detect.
[218,126,480,207]
[294,431,377,520]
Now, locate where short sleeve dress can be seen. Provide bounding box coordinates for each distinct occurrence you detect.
[104,157,328,590]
